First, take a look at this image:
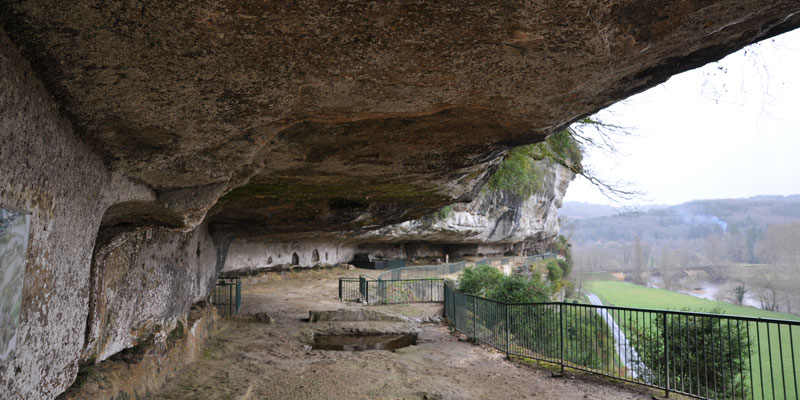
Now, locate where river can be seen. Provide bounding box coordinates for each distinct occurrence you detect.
[644,276,763,309]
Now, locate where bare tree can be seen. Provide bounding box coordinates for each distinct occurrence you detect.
[758,222,800,314]
[753,275,782,312]
[633,236,648,285]
[705,233,724,266]
[561,118,643,204]
[660,247,679,290]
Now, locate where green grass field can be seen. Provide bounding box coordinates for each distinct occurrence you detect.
[585,281,800,321]
[585,281,800,400]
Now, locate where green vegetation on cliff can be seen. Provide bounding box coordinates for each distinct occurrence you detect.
[486,129,582,199]
[433,205,454,220]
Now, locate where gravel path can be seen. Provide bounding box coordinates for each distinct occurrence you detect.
[149,269,663,399]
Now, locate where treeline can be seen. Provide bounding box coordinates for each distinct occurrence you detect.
[563,195,800,265]
[562,196,800,314]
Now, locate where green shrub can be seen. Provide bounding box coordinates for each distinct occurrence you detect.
[557,259,571,278]
[457,265,504,297]
[546,260,563,282]
[631,308,752,398]
[458,265,553,303]
[490,274,553,303]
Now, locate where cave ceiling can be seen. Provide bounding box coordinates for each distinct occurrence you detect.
[2,0,799,236]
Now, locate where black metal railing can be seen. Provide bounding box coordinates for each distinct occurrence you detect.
[444,282,800,400]
[339,276,444,305]
[338,272,799,399]
[212,277,241,316]
[339,277,361,302]
[375,252,559,281]
[377,261,467,280]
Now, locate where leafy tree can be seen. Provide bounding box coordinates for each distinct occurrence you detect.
[630,308,752,398]
[551,234,573,270]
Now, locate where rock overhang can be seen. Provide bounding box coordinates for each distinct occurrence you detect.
[2,0,799,236]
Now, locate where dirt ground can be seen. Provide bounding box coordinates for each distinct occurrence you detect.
[148,268,667,400]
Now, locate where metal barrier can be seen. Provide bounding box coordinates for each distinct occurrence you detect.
[340,261,799,399]
[339,277,444,305]
[338,277,361,302]
[375,252,559,281]
[445,282,800,400]
[378,261,467,280]
[212,277,241,316]
[341,252,560,303]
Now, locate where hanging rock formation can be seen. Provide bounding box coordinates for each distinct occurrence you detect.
[224,154,574,273]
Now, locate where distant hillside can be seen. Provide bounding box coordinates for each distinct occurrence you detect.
[562,195,800,265]
[560,201,668,219]
[564,195,800,244]
[559,202,620,219]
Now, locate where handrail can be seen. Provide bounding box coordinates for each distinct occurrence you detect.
[444,282,800,400]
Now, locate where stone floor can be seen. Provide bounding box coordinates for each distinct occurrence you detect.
[148,268,672,399]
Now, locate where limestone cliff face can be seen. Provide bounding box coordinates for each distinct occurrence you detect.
[223,160,573,273]
[361,161,573,246]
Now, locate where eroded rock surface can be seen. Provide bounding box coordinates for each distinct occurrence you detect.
[3,0,799,234]
[81,222,226,364]
[0,30,152,399]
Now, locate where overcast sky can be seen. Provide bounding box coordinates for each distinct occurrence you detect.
[564,28,800,207]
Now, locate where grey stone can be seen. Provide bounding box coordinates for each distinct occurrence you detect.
[308,308,408,323]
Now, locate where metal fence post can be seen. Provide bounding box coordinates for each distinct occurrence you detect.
[228,281,233,315]
[663,311,670,398]
[338,278,342,300]
[473,296,477,340]
[560,303,565,373]
[235,279,241,314]
[453,288,458,329]
[505,303,511,359]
